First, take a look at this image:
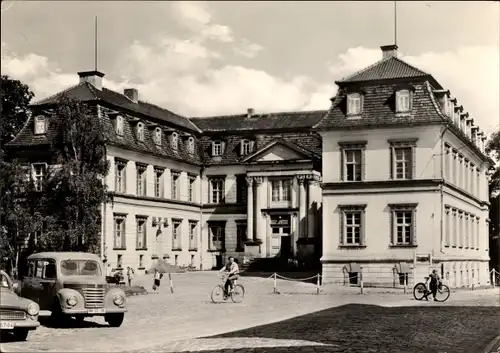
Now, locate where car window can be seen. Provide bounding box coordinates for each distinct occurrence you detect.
[35,261,44,278]
[60,260,102,276]
[0,273,11,290]
[42,260,57,280]
[26,261,35,278]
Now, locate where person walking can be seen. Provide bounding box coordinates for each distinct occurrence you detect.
[126,266,135,287]
[153,269,162,292]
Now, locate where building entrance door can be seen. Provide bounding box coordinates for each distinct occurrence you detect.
[270,215,291,258]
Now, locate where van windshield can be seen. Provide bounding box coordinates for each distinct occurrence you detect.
[60,260,102,276]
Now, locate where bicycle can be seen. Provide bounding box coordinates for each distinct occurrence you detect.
[413,278,450,302]
[210,274,245,304]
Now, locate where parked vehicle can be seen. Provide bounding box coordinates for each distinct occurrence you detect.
[21,252,127,327]
[0,270,40,340]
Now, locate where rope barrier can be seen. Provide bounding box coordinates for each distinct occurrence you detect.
[275,273,319,281]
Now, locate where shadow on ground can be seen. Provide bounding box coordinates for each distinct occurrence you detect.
[38,316,107,329]
[191,304,500,353]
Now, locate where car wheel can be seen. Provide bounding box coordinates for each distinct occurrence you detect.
[13,329,29,341]
[50,300,70,328]
[105,313,124,327]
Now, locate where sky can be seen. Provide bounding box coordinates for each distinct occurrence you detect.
[1,1,499,135]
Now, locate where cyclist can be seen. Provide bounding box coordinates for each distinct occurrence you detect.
[218,256,239,298]
[425,269,442,301]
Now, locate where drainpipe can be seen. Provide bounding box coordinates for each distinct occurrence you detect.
[199,165,204,270]
[439,125,449,256]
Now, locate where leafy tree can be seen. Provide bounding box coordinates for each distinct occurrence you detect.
[486,130,500,197]
[0,75,35,147]
[486,130,500,272]
[37,95,110,253]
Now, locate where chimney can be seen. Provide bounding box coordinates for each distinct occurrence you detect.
[380,44,398,59]
[124,88,139,103]
[78,70,105,90]
[247,108,255,117]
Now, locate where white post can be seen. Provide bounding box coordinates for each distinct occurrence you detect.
[360,266,364,294]
[316,274,320,295]
[492,270,496,289]
[404,274,408,294]
[169,273,174,294]
[273,272,277,294]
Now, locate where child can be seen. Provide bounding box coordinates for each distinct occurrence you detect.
[153,269,161,292]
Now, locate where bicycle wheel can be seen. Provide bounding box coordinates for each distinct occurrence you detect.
[413,283,427,301]
[211,285,225,304]
[434,284,450,302]
[230,284,245,303]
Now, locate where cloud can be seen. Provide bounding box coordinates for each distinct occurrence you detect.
[233,41,264,59]
[1,36,498,137]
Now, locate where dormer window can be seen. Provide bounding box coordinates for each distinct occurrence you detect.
[240,139,253,156]
[347,93,362,115]
[446,98,454,118]
[396,89,411,112]
[116,115,124,136]
[136,122,144,141]
[187,137,195,154]
[154,127,162,145]
[34,115,46,135]
[171,132,178,150]
[212,140,223,156]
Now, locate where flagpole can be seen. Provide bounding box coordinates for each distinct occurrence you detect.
[394,1,397,46]
[94,16,98,71]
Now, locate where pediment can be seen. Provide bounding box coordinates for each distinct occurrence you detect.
[242,140,317,163]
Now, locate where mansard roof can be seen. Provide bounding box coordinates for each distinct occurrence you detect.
[190,110,327,132]
[336,56,434,86]
[33,82,201,132]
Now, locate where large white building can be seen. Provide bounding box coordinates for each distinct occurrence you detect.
[7,44,493,287]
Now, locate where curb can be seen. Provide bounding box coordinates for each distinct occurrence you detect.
[125,291,149,297]
[482,335,500,353]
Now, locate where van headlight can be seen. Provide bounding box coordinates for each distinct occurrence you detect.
[113,294,124,306]
[66,296,78,307]
[27,302,39,316]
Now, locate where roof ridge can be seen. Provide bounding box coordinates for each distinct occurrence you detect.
[336,56,391,83]
[190,109,328,120]
[33,81,89,105]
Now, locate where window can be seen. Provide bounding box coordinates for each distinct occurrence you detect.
[139,255,144,269]
[452,150,458,185]
[445,206,451,247]
[171,171,180,200]
[236,175,247,204]
[114,214,126,249]
[444,145,451,180]
[32,163,46,191]
[458,211,464,248]
[271,179,291,202]
[34,115,46,135]
[342,149,362,181]
[339,205,366,246]
[398,273,409,286]
[236,222,247,251]
[389,204,417,246]
[171,132,178,150]
[270,215,291,236]
[240,139,252,155]
[464,160,469,192]
[212,140,223,156]
[136,123,145,141]
[189,221,197,250]
[209,178,225,204]
[469,163,475,195]
[452,209,457,247]
[154,127,162,145]
[396,89,411,112]
[347,93,362,115]
[389,139,417,180]
[115,160,127,193]
[117,254,123,268]
[116,115,124,136]
[208,222,225,251]
[187,137,195,154]
[136,216,147,249]
[136,164,147,196]
[154,168,164,198]
[188,175,196,202]
[172,220,182,250]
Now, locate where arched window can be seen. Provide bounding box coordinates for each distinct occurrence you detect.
[116,115,124,136]
[137,123,144,141]
[171,132,178,150]
[154,127,162,145]
[188,136,195,154]
[396,90,411,112]
[212,140,222,156]
[347,93,362,115]
[34,115,46,135]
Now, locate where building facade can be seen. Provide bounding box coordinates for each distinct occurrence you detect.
[7,44,493,287]
[314,45,492,288]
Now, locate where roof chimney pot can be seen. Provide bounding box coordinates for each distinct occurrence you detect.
[124,88,139,103]
[247,108,255,117]
[77,70,104,90]
[380,44,399,59]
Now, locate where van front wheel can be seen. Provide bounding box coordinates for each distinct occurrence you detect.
[105,313,124,327]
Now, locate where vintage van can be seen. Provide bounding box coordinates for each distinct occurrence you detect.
[21,252,126,327]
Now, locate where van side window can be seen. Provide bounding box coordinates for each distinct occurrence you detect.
[42,260,57,280]
[34,261,44,278]
[27,261,36,277]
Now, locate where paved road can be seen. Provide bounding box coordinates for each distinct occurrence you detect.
[1,272,498,353]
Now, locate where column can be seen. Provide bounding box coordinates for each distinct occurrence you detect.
[246,177,254,241]
[254,177,264,242]
[291,176,298,208]
[297,175,307,238]
[307,175,319,239]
